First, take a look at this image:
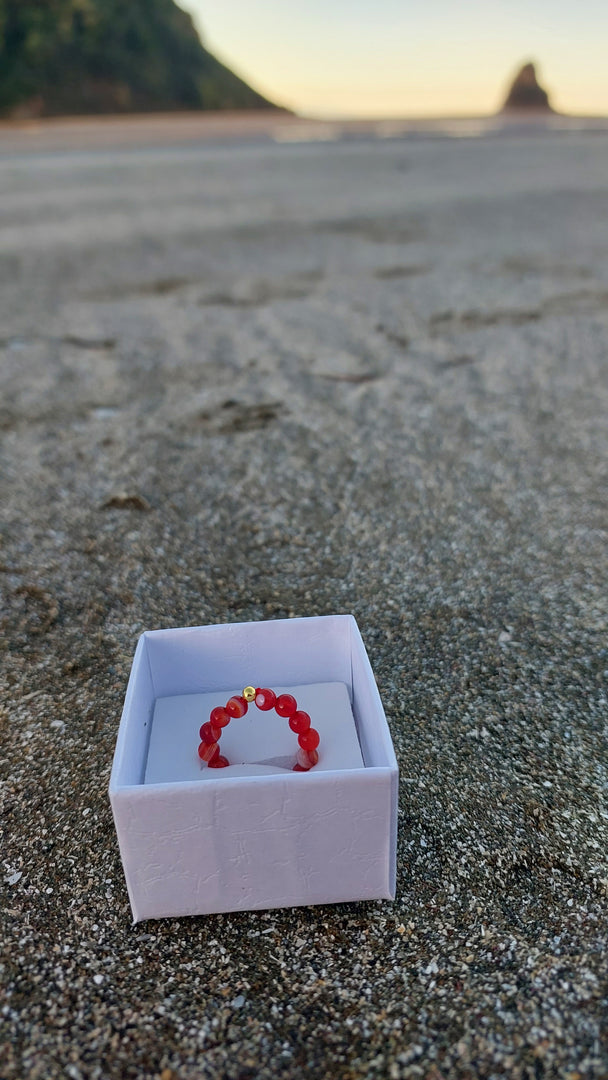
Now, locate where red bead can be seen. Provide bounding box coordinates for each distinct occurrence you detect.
[289,710,311,734]
[293,763,307,772]
[298,727,320,751]
[208,754,229,769]
[199,721,221,743]
[255,688,276,711]
[275,693,297,718]
[210,706,230,728]
[226,696,248,718]
[198,740,219,762]
[296,746,319,769]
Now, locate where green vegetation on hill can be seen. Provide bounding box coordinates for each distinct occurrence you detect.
[0,0,278,117]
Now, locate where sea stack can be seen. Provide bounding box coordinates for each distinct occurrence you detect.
[502,62,553,112]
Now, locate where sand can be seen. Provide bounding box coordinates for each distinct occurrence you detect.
[1,123,607,1079]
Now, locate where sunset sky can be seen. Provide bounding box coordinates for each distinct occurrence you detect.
[179,0,608,117]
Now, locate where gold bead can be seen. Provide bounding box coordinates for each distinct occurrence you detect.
[242,685,256,702]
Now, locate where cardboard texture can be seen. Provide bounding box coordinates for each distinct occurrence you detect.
[109,615,398,921]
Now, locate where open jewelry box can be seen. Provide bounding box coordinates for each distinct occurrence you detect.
[109,615,398,921]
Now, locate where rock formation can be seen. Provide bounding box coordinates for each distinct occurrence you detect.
[502,61,553,112]
[0,0,279,118]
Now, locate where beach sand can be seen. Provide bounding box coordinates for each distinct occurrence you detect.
[1,123,607,1078]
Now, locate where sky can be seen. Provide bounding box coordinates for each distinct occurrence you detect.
[178,0,608,117]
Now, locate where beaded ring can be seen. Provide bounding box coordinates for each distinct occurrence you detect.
[198,686,321,772]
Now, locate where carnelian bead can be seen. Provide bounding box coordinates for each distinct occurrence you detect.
[275,693,297,718]
[255,688,276,711]
[226,696,248,718]
[199,721,221,743]
[298,727,320,751]
[208,754,229,769]
[289,710,311,734]
[210,706,230,728]
[198,740,219,762]
[296,746,319,769]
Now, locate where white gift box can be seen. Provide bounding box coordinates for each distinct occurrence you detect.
[109,615,398,921]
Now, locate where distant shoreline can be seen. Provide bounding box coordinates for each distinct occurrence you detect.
[0,108,606,155]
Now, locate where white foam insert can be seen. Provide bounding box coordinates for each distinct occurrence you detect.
[110,615,398,920]
[145,682,364,784]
